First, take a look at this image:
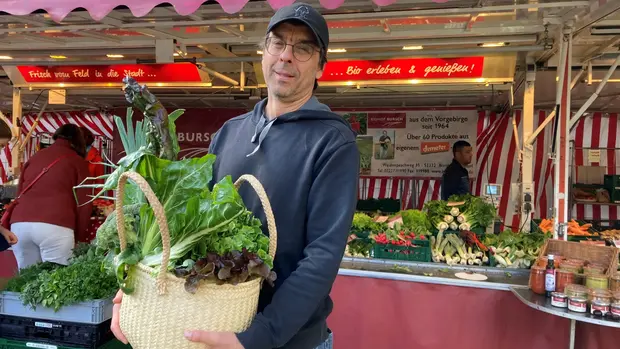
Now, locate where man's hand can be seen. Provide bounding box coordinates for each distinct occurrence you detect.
[184,330,245,349]
[110,290,129,344]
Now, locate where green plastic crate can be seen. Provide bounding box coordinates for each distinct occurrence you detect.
[372,239,431,262]
[604,175,620,191]
[0,338,131,349]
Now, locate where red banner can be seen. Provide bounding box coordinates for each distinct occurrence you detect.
[320,57,484,82]
[17,63,203,83]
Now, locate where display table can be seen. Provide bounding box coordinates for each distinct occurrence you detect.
[511,287,620,349]
[328,258,620,349]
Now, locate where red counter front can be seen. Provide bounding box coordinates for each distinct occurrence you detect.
[328,275,620,349]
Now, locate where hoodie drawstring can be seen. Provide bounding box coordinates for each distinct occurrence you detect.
[247,115,276,157]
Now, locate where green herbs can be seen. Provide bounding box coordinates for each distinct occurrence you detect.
[398,210,431,235]
[5,262,60,293]
[11,245,117,311]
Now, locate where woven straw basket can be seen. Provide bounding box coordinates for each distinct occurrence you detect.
[114,171,278,349]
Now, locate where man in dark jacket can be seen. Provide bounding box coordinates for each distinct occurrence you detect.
[441,140,473,201]
[185,3,358,349]
[110,3,358,349]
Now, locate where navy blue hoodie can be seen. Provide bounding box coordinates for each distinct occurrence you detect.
[209,97,359,349]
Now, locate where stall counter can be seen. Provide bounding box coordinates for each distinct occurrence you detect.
[328,257,620,349]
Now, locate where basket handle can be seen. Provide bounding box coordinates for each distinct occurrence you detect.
[234,174,278,261]
[116,171,171,295]
[115,171,279,295]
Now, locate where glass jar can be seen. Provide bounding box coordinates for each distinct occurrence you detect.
[611,301,620,316]
[584,266,605,276]
[564,284,589,298]
[556,269,575,293]
[529,266,546,295]
[588,288,612,304]
[590,300,610,316]
[610,275,620,292]
[568,297,587,313]
[586,275,609,290]
[559,263,581,274]
[551,292,568,308]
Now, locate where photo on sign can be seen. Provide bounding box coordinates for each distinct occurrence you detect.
[342,113,368,135]
[357,136,373,175]
[374,130,395,160]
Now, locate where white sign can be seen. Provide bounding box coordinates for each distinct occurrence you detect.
[48,89,66,105]
[341,109,478,177]
[588,149,601,163]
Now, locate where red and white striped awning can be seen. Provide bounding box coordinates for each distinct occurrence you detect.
[0,0,449,22]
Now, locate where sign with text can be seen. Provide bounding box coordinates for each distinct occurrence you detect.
[341,109,478,177]
[320,57,484,82]
[16,63,203,83]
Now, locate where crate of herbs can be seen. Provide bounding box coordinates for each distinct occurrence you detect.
[372,229,431,262]
[0,244,117,324]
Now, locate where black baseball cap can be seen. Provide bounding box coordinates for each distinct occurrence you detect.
[266,3,329,51]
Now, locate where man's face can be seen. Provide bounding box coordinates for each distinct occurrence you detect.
[262,22,323,102]
[456,146,473,166]
[383,131,387,136]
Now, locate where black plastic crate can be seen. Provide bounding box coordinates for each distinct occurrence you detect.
[0,315,114,349]
[0,338,130,349]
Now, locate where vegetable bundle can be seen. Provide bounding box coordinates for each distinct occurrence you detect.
[424,195,496,232]
[483,230,549,268]
[430,231,486,266]
[87,78,275,294]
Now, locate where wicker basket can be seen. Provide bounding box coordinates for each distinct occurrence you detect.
[538,239,618,276]
[114,171,277,349]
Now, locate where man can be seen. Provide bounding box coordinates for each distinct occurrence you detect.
[441,140,473,201]
[378,130,391,159]
[110,3,359,349]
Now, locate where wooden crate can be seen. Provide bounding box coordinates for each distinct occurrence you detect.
[538,239,619,276]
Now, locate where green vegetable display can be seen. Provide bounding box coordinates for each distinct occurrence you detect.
[483,230,550,268]
[425,195,496,232]
[398,210,431,236]
[8,244,118,311]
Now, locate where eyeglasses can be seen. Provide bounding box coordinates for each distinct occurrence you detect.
[265,37,318,62]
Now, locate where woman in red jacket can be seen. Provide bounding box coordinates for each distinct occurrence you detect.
[10,124,93,269]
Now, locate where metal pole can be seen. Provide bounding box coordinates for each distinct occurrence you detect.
[569,53,620,129]
[11,88,22,177]
[526,69,584,146]
[554,25,573,240]
[520,59,536,232]
[568,319,576,349]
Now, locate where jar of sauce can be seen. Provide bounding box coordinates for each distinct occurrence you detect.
[551,292,568,308]
[610,274,620,292]
[586,275,609,290]
[590,300,610,316]
[611,301,620,316]
[588,288,612,304]
[568,297,587,313]
[564,284,589,298]
[556,269,575,293]
[529,266,546,295]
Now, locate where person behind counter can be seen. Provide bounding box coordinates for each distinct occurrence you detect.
[441,140,473,201]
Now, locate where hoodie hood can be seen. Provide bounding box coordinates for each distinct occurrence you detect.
[246,96,352,157]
